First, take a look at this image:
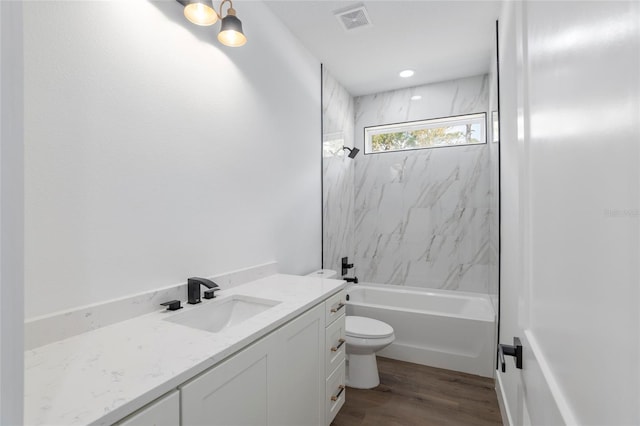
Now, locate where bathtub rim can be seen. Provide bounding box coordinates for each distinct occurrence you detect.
[345,282,496,323]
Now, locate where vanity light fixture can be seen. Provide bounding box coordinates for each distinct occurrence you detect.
[178,0,247,47]
[411,95,422,101]
[399,69,415,78]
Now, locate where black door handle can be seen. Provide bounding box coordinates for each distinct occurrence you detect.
[498,337,523,372]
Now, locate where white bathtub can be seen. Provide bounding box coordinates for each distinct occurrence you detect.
[346,283,496,378]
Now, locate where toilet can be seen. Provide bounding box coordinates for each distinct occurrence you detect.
[345,316,395,389]
[305,269,395,390]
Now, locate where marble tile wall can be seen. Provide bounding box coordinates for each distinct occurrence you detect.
[322,68,355,275]
[352,75,492,293]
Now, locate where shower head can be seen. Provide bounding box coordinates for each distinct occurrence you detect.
[343,146,360,159]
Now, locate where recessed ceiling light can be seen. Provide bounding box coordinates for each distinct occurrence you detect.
[399,69,414,78]
[411,95,422,101]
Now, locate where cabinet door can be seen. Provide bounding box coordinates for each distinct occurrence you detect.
[181,336,271,426]
[269,304,325,426]
[116,390,179,426]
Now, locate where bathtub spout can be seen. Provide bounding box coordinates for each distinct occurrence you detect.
[344,277,359,284]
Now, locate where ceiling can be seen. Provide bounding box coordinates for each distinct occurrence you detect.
[264,1,502,97]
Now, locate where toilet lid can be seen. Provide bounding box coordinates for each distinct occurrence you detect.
[346,316,394,338]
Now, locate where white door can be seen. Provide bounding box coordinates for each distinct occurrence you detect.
[498,1,640,425]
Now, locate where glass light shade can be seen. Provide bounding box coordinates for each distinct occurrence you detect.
[218,14,247,47]
[184,1,218,26]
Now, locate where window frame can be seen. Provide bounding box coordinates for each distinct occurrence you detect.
[363,112,488,155]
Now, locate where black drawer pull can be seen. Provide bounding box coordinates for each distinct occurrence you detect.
[331,302,345,313]
[331,385,345,402]
[331,338,346,352]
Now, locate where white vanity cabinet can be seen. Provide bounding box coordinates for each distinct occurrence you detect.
[115,390,179,426]
[268,303,325,426]
[26,274,347,426]
[180,334,272,426]
[181,303,326,426]
[324,289,347,425]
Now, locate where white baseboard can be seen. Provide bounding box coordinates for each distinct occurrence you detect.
[495,371,513,426]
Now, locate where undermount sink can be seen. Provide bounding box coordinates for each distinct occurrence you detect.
[164,295,281,333]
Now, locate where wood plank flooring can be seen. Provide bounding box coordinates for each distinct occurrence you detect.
[331,357,503,426]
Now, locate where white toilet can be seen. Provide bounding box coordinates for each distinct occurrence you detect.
[304,269,395,390]
[345,316,395,389]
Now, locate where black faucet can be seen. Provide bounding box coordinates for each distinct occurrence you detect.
[187,277,220,304]
[344,277,358,284]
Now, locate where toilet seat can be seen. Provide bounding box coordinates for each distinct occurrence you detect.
[346,316,394,339]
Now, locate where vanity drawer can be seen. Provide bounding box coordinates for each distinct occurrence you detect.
[325,290,346,325]
[325,362,346,425]
[325,314,346,375]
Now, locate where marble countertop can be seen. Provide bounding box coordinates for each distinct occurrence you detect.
[24,274,345,426]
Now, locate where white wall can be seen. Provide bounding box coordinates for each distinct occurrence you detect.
[0,1,24,423]
[24,1,321,319]
[498,1,640,424]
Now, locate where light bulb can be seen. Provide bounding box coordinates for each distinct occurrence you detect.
[217,11,247,47]
[184,1,218,26]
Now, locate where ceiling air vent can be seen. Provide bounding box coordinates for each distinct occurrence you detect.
[334,4,372,32]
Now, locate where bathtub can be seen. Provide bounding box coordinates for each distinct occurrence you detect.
[346,283,496,378]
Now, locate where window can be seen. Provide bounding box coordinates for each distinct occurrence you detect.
[364,112,486,154]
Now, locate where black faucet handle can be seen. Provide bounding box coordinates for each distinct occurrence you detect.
[341,256,355,275]
[204,288,220,299]
[160,300,182,311]
[341,257,354,268]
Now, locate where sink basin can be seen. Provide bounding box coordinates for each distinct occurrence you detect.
[164,295,281,333]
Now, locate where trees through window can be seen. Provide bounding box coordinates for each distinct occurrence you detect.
[364,113,486,154]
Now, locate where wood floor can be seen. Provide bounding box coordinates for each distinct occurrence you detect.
[331,357,503,426]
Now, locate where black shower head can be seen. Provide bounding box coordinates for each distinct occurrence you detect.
[343,146,360,159]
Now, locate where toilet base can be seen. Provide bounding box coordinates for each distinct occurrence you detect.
[346,353,380,389]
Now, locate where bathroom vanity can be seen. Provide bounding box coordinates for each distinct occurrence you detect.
[24,274,346,426]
